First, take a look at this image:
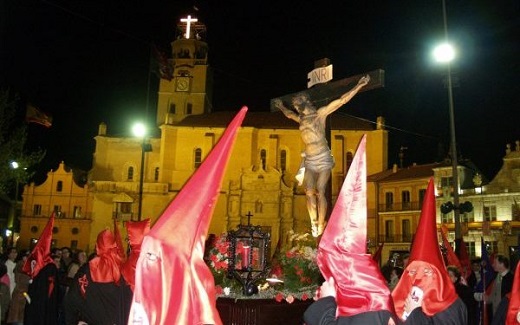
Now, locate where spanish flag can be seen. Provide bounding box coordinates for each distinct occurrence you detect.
[26,104,52,128]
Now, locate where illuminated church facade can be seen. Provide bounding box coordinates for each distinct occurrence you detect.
[18,16,388,252]
[86,17,388,251]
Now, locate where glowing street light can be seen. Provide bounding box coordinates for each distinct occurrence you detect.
[132,122,148,221]
[434,0,463,240]
[433,43,456,63]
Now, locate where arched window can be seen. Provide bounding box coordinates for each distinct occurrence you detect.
[280,150,287,172]
[56,180,63,192]
[187,103,193,115]
[154,167,160,181]
[255,200,263,213]
[260,149,266,170]
[128,166,134,181]
[194,148,202,168]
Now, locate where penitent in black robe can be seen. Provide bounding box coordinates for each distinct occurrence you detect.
[63,264,132,325]
[303,296,396,325]
[24,263,59,325]
[404,298,468,325]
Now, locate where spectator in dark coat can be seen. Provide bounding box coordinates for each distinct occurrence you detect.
[448,265,476,325]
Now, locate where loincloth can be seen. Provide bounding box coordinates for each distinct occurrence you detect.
[304,150,335,173]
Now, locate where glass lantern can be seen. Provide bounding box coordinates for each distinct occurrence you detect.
[227,223,270,296]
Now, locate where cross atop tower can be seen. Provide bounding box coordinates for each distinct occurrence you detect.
[180,15,198,39]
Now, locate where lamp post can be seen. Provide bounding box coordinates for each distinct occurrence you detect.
[434,0,461,239]
[9,161,22,246]
[132,123,147,221]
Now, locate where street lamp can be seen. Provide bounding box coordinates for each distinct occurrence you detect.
[9,161,23,246]
[132,122,151,221]
[433,0,462,240]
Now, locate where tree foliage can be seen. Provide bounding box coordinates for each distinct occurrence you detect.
[0,89,45,196]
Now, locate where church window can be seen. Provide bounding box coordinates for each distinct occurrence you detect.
[255,200,263,213]
[194,148,202,168]
[260,149,266,170]
[187,103,193,115]
[346,152,353,172]
[128,167,134,181]
[33,204,42,216]
[121,203,132,213]
[280,150,287,172]
[54,205,62,217]
[73,206,82,218]
[56,180,63,192]
[154,167,160,181]
[169,103,176,114]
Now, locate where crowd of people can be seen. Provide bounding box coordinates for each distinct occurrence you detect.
[0,217,149,325]
[301,139,519,325]
[378,252,516,325]
[0,245,88,324]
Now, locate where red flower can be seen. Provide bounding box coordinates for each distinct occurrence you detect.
[301,293,309,301]
[275,292,284,302]
[217,243,228,254]
[215,285,223,295]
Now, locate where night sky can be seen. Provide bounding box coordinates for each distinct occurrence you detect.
[1,0,519,182]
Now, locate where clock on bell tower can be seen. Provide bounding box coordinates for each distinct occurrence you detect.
[156,15,213,126]
[175,77,190,92]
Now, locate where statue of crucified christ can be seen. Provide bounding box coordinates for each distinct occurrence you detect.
[273,75,370,237]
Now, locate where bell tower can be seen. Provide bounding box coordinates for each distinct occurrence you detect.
[156,15,213,126]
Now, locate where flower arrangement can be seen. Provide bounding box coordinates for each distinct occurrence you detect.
[205,233,236,289]
[205,231,322,303]
[276,231,322,292]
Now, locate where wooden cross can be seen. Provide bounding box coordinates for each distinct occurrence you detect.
[270,61,384,227]
[180,15,198,39]
[245,211,253,225]
[270,68,385,111]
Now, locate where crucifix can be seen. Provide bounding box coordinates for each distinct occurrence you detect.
[180,15,198,39]
[245,211,253,226]
[271,62,384,237]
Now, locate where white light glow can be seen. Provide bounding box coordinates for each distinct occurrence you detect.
[180,15,198,39]
[132,123,146,138]
[433,43,455,63]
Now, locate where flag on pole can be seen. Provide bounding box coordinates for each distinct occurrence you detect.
[440,225,462,271]
[478,237,495,325]
[121,219,150,291]
[151,44,173,81]
[113,218,126,260]
[26,104,52,128]
[507,263,520,324]
[372,242,384,263]
[455,237,471,280]
[22,212,55,279]
[128,107,247,325]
